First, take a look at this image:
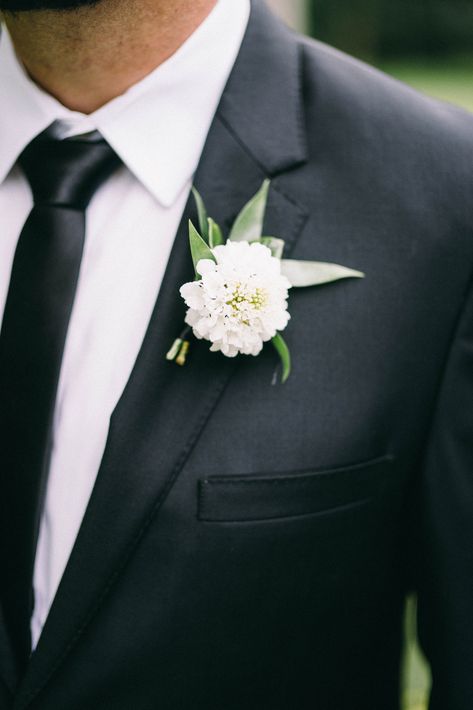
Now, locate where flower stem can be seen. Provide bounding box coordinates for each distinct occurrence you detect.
[166,326,192,365]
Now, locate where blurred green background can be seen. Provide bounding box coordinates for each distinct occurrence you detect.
[268,0,473,112]
[267,2,473,708]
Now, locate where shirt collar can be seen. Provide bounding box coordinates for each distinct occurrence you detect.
[0,0,250,207]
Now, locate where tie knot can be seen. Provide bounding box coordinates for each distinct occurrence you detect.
[18,128,121,209]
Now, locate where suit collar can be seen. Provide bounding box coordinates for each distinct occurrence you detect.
[218,0,307,175]
[9,2,309,705]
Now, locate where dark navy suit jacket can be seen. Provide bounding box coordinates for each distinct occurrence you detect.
[1,2,473,708]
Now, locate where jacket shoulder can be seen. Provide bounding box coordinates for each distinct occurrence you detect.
[299,35,473,151]
[296,35,473,227]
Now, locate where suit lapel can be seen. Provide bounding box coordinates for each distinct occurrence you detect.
[0,606,15,698]
[13,2,308,706]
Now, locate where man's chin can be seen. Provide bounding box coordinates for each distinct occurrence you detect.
[0,0,100,10]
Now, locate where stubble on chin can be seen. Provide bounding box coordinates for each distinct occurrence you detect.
[0,0,101,11]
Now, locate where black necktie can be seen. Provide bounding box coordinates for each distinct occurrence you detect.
[0,127,120,673]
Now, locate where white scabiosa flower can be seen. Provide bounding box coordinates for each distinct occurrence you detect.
[180,241,291,357]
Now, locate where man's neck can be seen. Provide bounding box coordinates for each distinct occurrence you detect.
[3,0,218,114]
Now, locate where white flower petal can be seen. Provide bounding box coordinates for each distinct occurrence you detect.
[196,258,218,276]
[180,282,206,310]
[181,240,290,358]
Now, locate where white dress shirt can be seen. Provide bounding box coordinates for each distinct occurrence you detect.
[0,0,250,649]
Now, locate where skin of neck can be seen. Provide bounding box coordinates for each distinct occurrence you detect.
[2,0,218,113]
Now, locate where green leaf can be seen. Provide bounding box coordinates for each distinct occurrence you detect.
[229,179,270,243]
[281,260,365,288]
[189,220,215,274]
[260,236,285,259]
[191,186,209,242]
[208,218,224,248]
[272,333,291,384]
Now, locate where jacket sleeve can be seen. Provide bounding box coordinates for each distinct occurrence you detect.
[416,274,473,709]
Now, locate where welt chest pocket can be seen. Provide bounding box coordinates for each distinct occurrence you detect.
[198,454,394,523]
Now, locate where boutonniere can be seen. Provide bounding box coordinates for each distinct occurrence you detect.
[167,180,364,382]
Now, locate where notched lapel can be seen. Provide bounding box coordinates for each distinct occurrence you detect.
[14,3,309,706]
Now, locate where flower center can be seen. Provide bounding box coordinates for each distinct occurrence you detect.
[227,283,268,314]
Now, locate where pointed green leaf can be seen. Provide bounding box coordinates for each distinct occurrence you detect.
[281,260,365,288]
[189,220,215,274]
[229,179,270,243]
[192,186,209,242]
[272,333,291,383]
[260,236,285,259]
[208,218,224,248]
